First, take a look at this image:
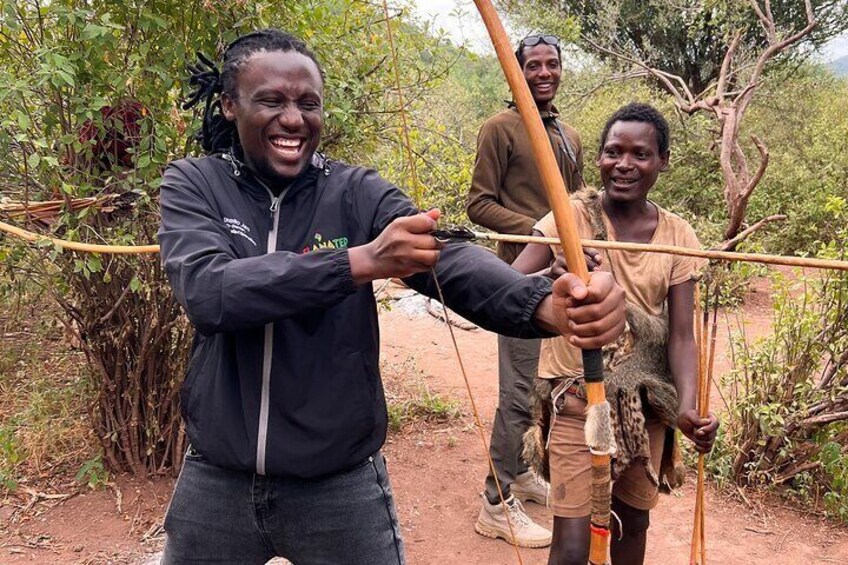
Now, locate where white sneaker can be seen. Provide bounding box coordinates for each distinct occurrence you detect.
[511,470,550,506]
[474,494,552,548]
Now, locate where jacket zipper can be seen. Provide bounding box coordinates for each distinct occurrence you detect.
[256,189,284,476]
[221,152,241,176]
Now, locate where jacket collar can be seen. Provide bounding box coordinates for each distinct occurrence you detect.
[218,145,330,201]
[505,100,560,121]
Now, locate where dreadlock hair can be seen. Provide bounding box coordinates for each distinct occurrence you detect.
[183,29,324,154]
[598,103,670,156]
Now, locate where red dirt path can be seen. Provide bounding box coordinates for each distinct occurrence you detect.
[2,278,847,564]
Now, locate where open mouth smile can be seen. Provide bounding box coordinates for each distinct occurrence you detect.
[611,177,639,188]
[535,82,554,94]
[269,136,304,160]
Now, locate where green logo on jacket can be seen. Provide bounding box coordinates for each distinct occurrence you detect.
[302,232,349,253]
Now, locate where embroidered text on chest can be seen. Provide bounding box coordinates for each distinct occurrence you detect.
[223,217,258,247]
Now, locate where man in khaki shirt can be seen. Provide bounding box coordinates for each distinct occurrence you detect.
[513,103,719,565]
[467,34,583,548]
[533,199,703,379]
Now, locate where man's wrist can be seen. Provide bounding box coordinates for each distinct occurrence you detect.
[677,403,697,417]
[348,245,376,286]
[531,294,559,335]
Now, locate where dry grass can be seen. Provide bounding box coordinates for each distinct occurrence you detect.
[0,296,96,492]
[381,356,463,433]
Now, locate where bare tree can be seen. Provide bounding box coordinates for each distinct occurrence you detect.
[501,0,847,96]
[585,0,818,249]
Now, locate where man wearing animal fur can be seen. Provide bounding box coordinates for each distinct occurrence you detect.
[512,103,720,565]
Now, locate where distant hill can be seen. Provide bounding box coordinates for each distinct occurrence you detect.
[829,55,848,77]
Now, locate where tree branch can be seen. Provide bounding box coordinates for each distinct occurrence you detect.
[796,410,848,429]
[742,134,770,198]
[720,214,786,251]
[741,0,817,109]
[817,349,848,391]
[717,32,743,98]
[764,0,776,27]
[773,461,821,485]
[581,35,701,111]
[748,0,777,42]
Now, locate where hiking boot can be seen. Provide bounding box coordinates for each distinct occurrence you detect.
[511,470,549,506]
[475,494,551,548]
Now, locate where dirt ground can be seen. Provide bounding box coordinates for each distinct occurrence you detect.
[1,276,847,564]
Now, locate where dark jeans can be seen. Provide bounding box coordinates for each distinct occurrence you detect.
[484,335,541,504]
[161,450,404,564]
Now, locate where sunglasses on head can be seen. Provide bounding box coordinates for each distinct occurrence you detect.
[521,34,559,48]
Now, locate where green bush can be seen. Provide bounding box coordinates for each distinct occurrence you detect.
[707,204,848,521]
[0,0,454,477]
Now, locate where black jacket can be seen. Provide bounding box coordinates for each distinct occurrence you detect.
[158,151,553,479]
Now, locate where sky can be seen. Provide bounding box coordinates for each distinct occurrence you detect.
[410,0,497,54]
[411,0,848,62]
[823,34,848,62]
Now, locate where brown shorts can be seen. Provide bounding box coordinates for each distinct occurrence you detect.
[548,392,666,518]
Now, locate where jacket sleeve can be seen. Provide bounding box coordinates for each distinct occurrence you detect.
[570,126,585,192]
[356,170,554,338]
[466,119,537,235]
[406,243,554,338]
[158,162,356,335]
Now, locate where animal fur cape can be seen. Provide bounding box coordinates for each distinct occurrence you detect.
[522,188,686,491]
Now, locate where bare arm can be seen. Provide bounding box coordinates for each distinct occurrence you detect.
[669,280,718,453]
[668,281,698,413]
[511,230,554,275]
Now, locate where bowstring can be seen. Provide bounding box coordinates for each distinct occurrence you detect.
[378,2,524,562]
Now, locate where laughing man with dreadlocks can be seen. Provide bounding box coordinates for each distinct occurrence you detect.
[157,29,626,564]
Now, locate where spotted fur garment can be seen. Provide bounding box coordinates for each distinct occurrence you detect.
[522,188,685,492]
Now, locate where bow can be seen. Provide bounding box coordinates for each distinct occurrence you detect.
[472,2,614,563]
[429,228,848,271]
[378,2,526,563]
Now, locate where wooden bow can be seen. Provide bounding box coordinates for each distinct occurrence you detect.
[379,2,526,563]
[472,2,613,563]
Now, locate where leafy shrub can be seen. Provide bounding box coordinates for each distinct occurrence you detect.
[0,424,23,491]
[382,358,462,433]
[707,203,848,520]
[0,0,453,477]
